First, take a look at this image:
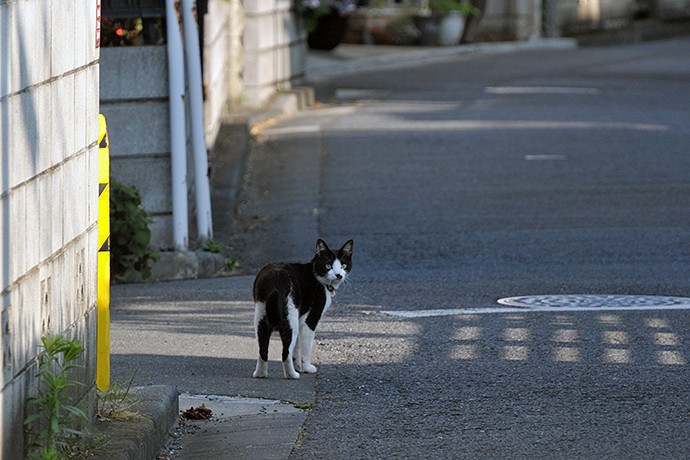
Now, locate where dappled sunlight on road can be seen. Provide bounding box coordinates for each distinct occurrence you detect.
[317,309,422,365]
[320,306,688,369]
[448,312,687,366]
[111,292,689,381]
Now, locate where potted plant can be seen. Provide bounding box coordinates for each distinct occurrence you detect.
[428,0,478,46]
[295,0,358,50]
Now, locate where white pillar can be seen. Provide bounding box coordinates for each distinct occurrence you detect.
[166,0,189,250]
[182,0,213,245]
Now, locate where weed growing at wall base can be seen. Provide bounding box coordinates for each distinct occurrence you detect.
[202,239,224,253]
[24,336,88,460]
[97,374,141,421]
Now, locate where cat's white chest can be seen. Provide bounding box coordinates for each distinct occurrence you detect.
[323,287,333,312]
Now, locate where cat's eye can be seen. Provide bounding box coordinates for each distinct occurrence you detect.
[341,264,347,269]
[326,264,332,269]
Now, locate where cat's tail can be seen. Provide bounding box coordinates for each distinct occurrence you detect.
[265,290,284,327]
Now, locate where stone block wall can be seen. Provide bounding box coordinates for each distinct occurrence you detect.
[100,45,174,250]
[0,0,100,457]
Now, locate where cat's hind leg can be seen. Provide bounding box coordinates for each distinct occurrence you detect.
[280,298,300,379]
[293,333,303,372]
[280,327,300,379]
[253,303,270,378]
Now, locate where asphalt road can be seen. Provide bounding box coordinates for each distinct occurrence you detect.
[230,38,690,459]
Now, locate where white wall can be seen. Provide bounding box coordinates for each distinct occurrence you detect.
[244,0,306,107]
[0,0,100,457]
[204,0,245,142]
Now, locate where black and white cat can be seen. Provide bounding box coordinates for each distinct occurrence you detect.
[252,239,354,379]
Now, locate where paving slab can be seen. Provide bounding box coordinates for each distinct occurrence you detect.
[171,394,308,460]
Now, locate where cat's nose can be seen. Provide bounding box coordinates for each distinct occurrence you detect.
[335,274,342,279]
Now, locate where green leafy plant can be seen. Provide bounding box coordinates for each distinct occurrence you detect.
[429,0,479,16]
[202,239,224,254]
[24,335,88,460]
[225,257,240,272]
[110,179,159,282]
[97,375,141,421]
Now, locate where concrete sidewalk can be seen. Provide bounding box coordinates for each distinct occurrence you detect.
[104,26,690,459]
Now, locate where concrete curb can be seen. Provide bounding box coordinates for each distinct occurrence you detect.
[91,385,179,460]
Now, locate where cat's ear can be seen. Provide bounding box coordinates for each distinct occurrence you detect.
[339,240,354,258]
[316,239,329,255]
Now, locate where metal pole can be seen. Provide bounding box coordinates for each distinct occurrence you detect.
[181,0,213,244]
[96,114,111,392]
[166,0,189,251]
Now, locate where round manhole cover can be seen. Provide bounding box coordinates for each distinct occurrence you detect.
[497,294,690,311]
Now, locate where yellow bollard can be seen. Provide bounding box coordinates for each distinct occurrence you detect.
[97,114,111,392]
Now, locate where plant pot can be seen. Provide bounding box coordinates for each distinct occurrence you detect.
[437,11,465,46]
[414,15,438,46]
[307,8,350,51]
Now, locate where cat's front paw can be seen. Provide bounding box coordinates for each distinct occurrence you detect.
[282,360,300,379]
[284,369,300,379]
[302,363,317,374]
